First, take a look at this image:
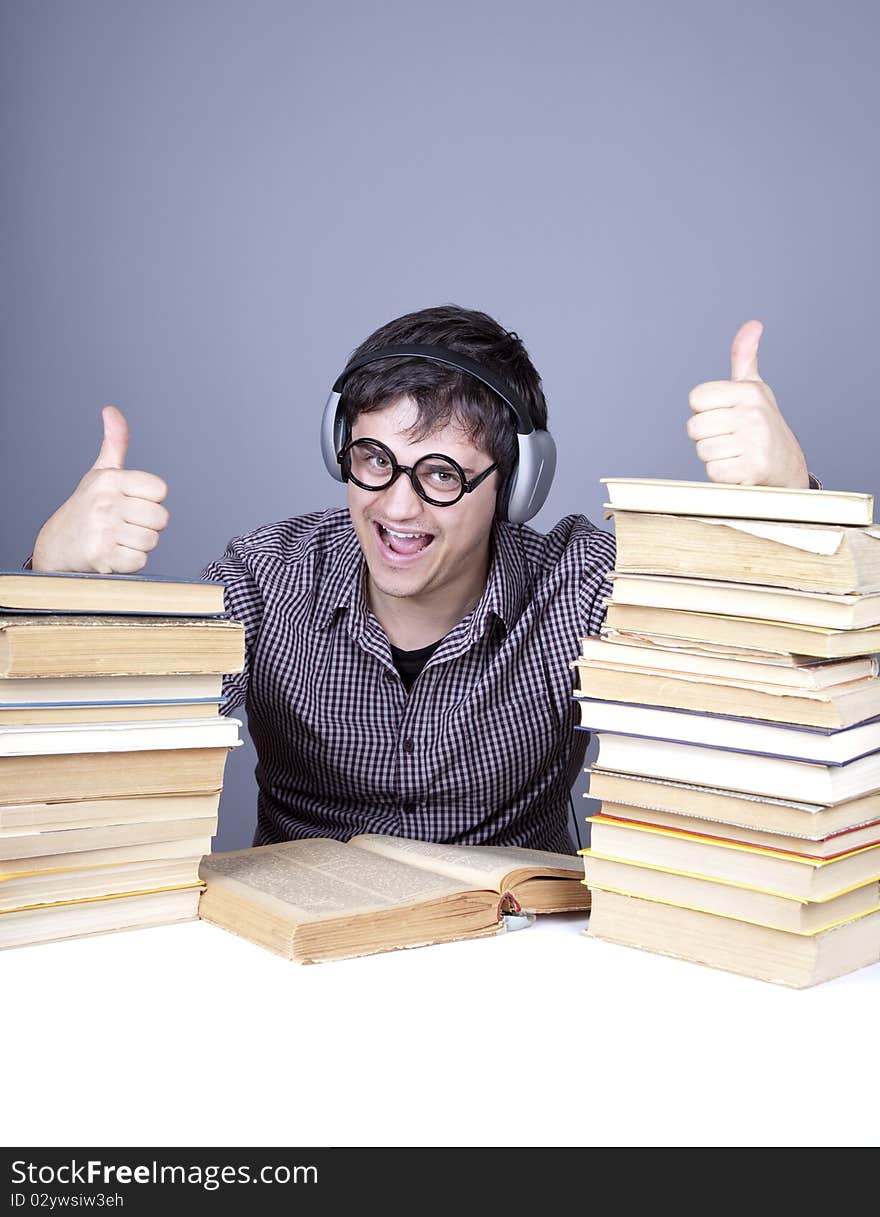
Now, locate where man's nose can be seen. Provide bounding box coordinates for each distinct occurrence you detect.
[380,467,424,518]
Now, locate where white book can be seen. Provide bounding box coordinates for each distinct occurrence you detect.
[600,477,873,526]
[608,573,880,630]
[576,698,880,764]
[592,732,880,803]
[0,716,242,757]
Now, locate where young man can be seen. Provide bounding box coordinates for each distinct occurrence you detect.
[32,305,812,852]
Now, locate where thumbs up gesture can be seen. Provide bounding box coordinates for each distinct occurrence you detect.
[686,321,810,488]
[32,406,170,573]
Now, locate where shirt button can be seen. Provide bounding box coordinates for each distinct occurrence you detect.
[401,801,417,814]
[402,738,415,753]
[384,670,397,683]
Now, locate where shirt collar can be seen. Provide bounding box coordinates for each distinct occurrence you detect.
[468,521,530,643]
[314,519,366,631]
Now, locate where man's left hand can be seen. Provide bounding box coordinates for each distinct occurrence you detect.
[686,320,810,488]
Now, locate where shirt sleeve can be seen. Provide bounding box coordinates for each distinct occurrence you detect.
[808,472,823,489]
[201,546,265,714]
[576,524,616,637]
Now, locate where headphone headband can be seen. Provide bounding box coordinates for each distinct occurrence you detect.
[331,343,536,435]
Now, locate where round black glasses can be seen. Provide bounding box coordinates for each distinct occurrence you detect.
[338,438,499,507]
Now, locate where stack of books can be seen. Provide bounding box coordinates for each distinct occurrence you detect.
[0,570,245,950]
[572,478,880,987]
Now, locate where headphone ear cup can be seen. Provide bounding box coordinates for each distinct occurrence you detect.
[321,391,348,482]
[504,430,557,525]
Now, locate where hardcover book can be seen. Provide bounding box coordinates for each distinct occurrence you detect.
[0,569,225,616]
[586,814,880,901]
[573,660,880,729]
[608,573,880,630]
[609,511,880,595]
[587,888,880,988]
[589,733,880,803]
[0,746,235,804]
[602,602,880,659]
[576,698,880,764]
[0,674,224,705]
[582,852,880,935]
[577,636,876,687]
[586,768,880,837]
[592,801,880,856]
[600,478,874,526]
[0,856,206,915]
[0,615,245,678]
[0,888,202,951]
[0,716,242,757]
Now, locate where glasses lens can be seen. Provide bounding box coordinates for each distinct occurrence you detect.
[348,440,395,488]
[413,455,465,504]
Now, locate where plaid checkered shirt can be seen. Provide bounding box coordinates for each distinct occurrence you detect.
[202,507,615,854]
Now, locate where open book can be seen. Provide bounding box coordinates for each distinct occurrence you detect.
[198,834,588,963]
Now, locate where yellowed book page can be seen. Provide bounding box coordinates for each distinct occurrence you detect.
[348,834,582,889]
[697,518,848,554]
[198,839,478,923]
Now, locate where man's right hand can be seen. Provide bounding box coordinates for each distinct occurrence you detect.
[32,406,170,574]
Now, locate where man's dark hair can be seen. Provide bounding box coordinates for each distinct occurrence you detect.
[339,304,548,486]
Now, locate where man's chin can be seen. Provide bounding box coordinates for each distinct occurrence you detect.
[365,562,433,600]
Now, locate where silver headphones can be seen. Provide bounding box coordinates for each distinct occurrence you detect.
[320,343,556,524]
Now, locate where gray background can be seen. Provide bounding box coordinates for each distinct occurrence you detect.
[2,0,877,850]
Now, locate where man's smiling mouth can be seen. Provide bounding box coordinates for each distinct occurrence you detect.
[374,522,435,556]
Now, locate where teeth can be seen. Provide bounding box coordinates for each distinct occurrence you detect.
[383,527,427,539]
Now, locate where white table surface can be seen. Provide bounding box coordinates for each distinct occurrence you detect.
[3,910,878,1149]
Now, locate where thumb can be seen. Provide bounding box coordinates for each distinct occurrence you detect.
[92,405,130,470]
[730,319,764,382]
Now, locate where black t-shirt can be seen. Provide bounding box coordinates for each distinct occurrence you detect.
[389,638,444,692]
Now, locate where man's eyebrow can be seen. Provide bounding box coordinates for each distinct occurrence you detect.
[423,454,476,475]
